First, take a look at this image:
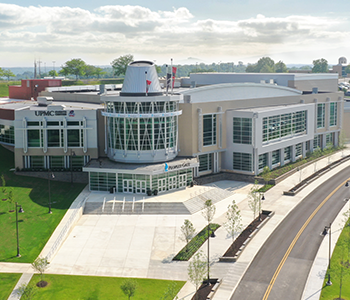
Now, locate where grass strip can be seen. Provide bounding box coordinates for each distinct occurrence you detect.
[0,273,22,299]
[28,274,185,300]
[173,223,220,261]
[320,219,350,300]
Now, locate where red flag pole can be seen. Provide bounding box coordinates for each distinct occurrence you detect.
[171,58,173,95]
[145,71,148,96]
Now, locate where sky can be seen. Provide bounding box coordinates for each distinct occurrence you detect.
[0,0,349,68]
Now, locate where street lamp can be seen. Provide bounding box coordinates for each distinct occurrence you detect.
[207,224,215,286]
[15,202,24,257]
[259,194,265,221]
[323,224,332,286]
[48,170,55,214]
[70,150,76,184]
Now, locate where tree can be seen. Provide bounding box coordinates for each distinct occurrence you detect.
[0,67,4,77]
[202,199,216,230]
[16,283,37,300]
[261,166,271,186]
[2,69,15,81]
[345,65,350,76]
[312,58,328,73]
[246,57,275,73]
[224,200,242,241]
[111,54,134,76]
[159,281,179,300]
[60,58,87,80]
[180,219,196,252]
[84,65,96,78]
[120,279,137,300]
[94,67,106,79]
[275,61,288,73]
[31,256,49,287]
[188,251,207,299]
[248,180,262,220]
[48,70,58,77]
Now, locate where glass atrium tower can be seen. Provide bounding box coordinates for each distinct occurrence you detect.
[102,61,182,163]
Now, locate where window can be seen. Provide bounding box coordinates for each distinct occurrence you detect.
[330,102,337,126]
[68,129,80,147]
[326,133,333,146]
[198,153,212,172]
[313,135,322,149]
[47,129,61,147]
[203,114,216,146]
[28,130,43,147]
[259,153,268,170]
[49,156,65,168]
[296,143,302,158]
[272,150,280,165]
[0,125,14,144]
[317,103,325,128]
[284,147,291,162]
[233,152,252,171]
[233,118,252,144]
[262,110,307,142]
[30,156,45,169]
[90,172,116,191]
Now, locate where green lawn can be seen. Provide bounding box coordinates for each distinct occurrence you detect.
[0,146,86,263]
[0,273,22,299]
[0,81,20,97]
[28,274,185,300]
[320,222,350,300]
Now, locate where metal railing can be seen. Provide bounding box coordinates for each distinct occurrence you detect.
[45,195,89,262]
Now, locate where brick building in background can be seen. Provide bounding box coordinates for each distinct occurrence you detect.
[9,79,61,100]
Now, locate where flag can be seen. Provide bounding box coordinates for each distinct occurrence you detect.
[146,80,152,93]
[172,67,177,88]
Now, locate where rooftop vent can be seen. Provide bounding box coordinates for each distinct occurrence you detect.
[120,61,163,96]
[37,96,53,106]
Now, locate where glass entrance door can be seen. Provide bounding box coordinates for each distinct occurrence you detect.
[123,179,133,193]
[158,178,167,192]
[135,180,146,194]
[178,174,187,188]
[168,176,177,190]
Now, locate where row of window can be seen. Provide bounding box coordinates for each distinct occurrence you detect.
[23,155,87,169]
[106,101,178,114]
[27,129,84,148]
[263,111,307,142]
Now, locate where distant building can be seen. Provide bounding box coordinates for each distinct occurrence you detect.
[332,57,349,77]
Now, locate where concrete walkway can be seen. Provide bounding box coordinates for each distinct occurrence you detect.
[3,147,350,300]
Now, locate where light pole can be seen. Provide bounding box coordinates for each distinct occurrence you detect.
[70,150,76,184]
[48,170,55,214]
[323,224,332,285]
[259,194,265,221]
[207,224,215,286]
[15,202,24,257]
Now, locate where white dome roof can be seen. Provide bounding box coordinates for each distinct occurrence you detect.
[121,61,162,96]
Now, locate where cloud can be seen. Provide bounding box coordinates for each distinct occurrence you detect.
[0,3,348,66]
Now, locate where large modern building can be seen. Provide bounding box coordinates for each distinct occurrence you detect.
[0,61,345,195]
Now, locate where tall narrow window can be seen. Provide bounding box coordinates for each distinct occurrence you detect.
[317,103,325,128]
[203,115,216,146]
[330,102,337,126]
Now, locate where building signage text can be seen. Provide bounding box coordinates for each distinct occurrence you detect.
[165,162,191,172]
[35,111,67,117]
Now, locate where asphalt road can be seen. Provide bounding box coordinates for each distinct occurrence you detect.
[230,166,350,300]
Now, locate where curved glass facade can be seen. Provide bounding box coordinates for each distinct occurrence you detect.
[105,99,181,163]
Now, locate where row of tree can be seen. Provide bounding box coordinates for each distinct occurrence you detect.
[0,67,15,81]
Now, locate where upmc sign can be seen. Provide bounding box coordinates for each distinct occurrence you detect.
[34,111,67,116]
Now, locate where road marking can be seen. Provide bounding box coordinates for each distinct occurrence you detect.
[262,178,349,300]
